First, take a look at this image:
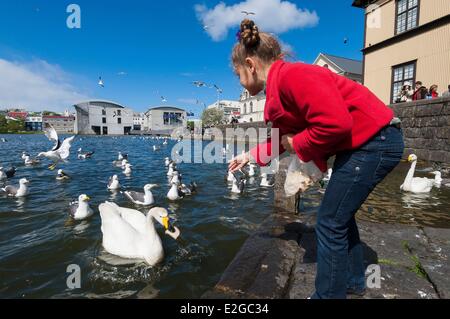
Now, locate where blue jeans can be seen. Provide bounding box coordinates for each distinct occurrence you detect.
[312,125,404,299]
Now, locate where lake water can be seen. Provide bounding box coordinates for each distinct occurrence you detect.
[0,134,449,299]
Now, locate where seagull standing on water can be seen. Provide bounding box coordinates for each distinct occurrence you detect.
[69,195,94,220]
[108,175,121,191]
[56,169,70,181]
[38,123,75,170]
[260,173,275,187]
[231,174,246,194]
[21,152,30,160]
[123,184,158,206]
[118,152,128,161]
[2,178,30,197]
[123,163,133,176]
[78,148,95,160]
[24,155,40,166]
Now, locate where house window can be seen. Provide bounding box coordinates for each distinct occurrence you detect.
[250,102,254,114]
[391,61,416,103]
[396,0,419,35]
[102,118,106,124]
[118,118,122,124]
[117,110,122,116]
[102,109,106,116]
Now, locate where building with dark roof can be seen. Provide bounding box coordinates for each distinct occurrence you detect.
[314,53,363,83]
[144,106,187,135]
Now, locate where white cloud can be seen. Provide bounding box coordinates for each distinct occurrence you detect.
[0,58,89,112]
[195,0,319,41]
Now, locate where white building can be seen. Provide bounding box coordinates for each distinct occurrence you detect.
[144,106,187,135]
[239,89,266,123]
[133,112,146,131]
[313,53,363,83]
[25,114,42,131]
[206,100,242,123]
[74,100,134,135]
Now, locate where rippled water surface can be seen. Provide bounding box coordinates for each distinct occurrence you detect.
[0,134,273,299]
[1,134,449,299]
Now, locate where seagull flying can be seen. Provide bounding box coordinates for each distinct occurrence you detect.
[98,77,104,87]
[38,123,75,170]
[241,11,255,15]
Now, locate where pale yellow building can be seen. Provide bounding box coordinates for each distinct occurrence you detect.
[352,0,450,104]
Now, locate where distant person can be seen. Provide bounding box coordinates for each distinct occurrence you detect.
[412,81,427,101]
[442,85,450,98]
[396,82,414,103]
[428,85,439,99]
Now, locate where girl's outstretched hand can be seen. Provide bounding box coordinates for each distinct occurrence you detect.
[228,152,250,173]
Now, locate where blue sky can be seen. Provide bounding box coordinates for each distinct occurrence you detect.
[0,0,364,116]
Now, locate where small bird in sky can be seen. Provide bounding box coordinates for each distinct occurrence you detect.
[98,77,104,88]
[193,81,206,88]
[241,11,255,16]
[344,37,349,44]
[213,84,223,94]
[161,96,168,103]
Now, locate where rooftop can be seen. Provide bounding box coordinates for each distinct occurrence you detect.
[317,53,363,75]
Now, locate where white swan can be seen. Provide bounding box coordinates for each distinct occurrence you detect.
[400,155,435,193]
[99,202,180,266]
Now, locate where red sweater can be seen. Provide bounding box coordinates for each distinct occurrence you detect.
[250,60,394,172]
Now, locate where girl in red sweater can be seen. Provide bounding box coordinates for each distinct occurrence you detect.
[229,20,404,299]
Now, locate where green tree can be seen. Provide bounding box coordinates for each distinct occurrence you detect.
[201,108,225,127]
[0,115,7,133]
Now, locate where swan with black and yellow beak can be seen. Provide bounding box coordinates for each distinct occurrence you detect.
[99,203,180,266]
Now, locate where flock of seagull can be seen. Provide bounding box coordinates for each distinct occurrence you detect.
[0,126,275,266]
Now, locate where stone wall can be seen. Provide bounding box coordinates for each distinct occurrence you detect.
[391,97,450,164]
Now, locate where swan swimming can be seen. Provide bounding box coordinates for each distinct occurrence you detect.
[99,203,180,266]
[400,155,435,193]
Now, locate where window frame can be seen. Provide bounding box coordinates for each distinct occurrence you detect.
[390,60,417,104]
[395,0,420,35]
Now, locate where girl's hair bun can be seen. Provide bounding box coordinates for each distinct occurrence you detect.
[240,19,260,48]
